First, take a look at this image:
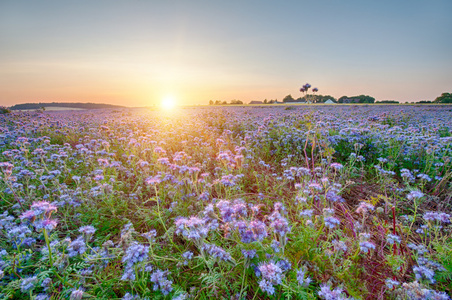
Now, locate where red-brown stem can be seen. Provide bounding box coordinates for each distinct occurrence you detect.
[392,206,397,255]
[303,138,310,170]
[311,138,316,170]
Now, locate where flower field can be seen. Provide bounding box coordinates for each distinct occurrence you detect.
[0,105,451,299]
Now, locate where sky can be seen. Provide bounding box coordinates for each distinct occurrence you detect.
[1,0,451,107]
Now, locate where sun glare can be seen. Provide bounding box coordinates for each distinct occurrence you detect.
[160,96,177,110]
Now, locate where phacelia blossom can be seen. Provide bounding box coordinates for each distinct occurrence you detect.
[258,261,283,285]
[296,267,312,287]
[423,211,450,223]
[150,269,173,295]
[67,237,87,257]
[122,242,149,269]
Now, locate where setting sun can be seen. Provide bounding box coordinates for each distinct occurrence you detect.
[160,96,177,110]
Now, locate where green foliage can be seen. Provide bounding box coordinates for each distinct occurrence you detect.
[432,240,452,292]
[376,100,400,104]
[0,106,11,114]
[434,92,452,103]
[296,95,337,103]
[338,95,375,103]
[283,94,296,102]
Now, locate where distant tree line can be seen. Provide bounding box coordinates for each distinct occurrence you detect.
[282,94,337,103]
[209,100,244,105]
[338,95,375,103]
[376,100,399,104]
[206,92,452,106]
[9,102,125,110]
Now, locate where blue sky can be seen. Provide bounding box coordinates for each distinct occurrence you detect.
[1,0,451,106]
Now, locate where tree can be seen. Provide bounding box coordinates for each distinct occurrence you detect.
[357,95,375,103]
[338,96,348,103]
[0,106,11,114]
[264,99,268,104]
[434,93,452,103]
[282,94,295,102]
[338,95,375,103]
[209,100,214,105]
[230,100,243,105]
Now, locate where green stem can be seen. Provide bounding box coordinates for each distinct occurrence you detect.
[153,187,181,252]
[43,228,53,266]
[239,261,247,298]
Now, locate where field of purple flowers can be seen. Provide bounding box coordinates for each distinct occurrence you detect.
[0,105,451,299]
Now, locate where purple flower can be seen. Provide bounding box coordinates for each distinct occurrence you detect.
[69,288,84,300]
[330,162,342,170]
[359,241,375,254]
[276,259,291,272]
[300,209,314,218]
[216,199,247,222]
[423,211,450,223]
[385,278,400,289]
[30,201,57,217]
[332,239,348,253]
[121,293,140,300]
[235,220,266,243]
[270,216,291,236]
[407,190,424,200]
[356,202,374,214]
[324,216,340,229]
[67,237,86,257]
[141,229,157,243]
[242,249,257,259]
[269,240,279,253]
[79,225,96,240]
[172,293,188,300]
[326,190,344,203]
[250,220,268,241]
[296,267,312,287]
[182,251,194,265]
[175,216,210,241]
[122,242,149,269]
[201,243,232,261]
[150,269,173,295]
[269,206,291,238]
[259,279,275,295]
[145,175,162,185]
[35,294,50,300]
[34,218,58,231]
[386,234,401,245]
[258,261,283,285]
[19,210,37,222]
[20,276,38,292]
[318,283,348,299]
[413,265,436,283]
[121,268,136,281]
